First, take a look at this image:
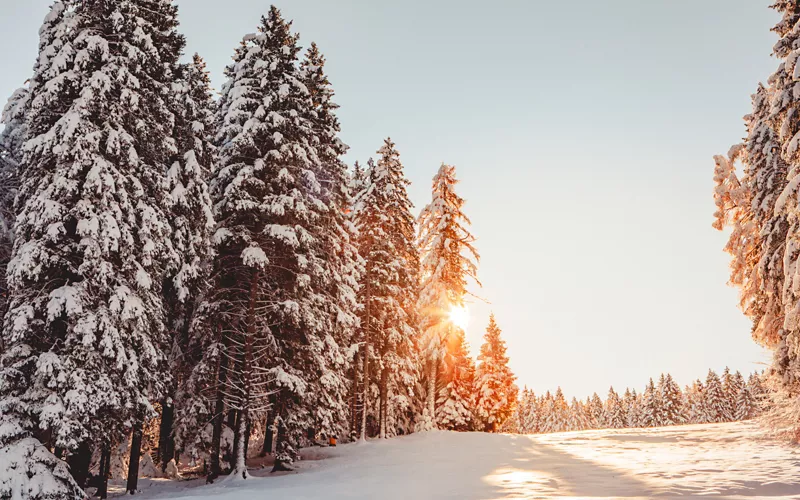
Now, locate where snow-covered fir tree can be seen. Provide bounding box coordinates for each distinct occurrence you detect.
[518,389,539,434]
[417,163,479,430]
[658,374,685,426]
[703,370,728,423]
[353,141,419,439]
[474,314,518,432]
[603,387,626,429]
[566,397,589,432]
[0,0,187,494]
[0,86,28,341]
[210,7,359,475]
[623,389,639,428]
[588,393,604,429]
[165,53,216,467]
[734,383,756,421]
[435,332,476,431]
[639,379,660,428]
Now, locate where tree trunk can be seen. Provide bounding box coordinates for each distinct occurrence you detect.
[426,356,438,428]
[126,422,144,495]
[67,440,92,491]
[231,271,257,480]
[230,409,240,471]
[260,409,274,457]
[157,398,175,472]
[243,419,252,461]
[208,324,230,483]
[349,348,360,439]
[379,367,388,439]
[360,276,371,441]
[97,444,111,499]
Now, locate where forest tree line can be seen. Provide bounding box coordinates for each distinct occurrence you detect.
[0,2,517,499]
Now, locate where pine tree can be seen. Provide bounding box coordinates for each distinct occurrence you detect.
[734,384,755,421]
[518,389,539,434]
[603,387,626,429]
[639,379,659,427]
[588,393,604,429]
[746,84,788,349]
[296,41,362,442]
[354,142,419,439]
[686,380,708,424]
[474,314,518,432]
[704,370,728,423]
[657,374,684,426]
[0,0,186,493]
[0,86,28,345]
[721,368,744,422]
[747,371,766,417]
[539,392,555,433]
[166,53,216,466]
[768,1,800,393]
[566,397,589,432]
[417,163,479,429]
[623,389,639,428]
[211,7,337,475]
[435,332,476,431]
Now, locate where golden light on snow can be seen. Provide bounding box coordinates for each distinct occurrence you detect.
[448,304,470,331]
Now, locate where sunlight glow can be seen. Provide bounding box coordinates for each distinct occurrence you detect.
[448,304,470,331]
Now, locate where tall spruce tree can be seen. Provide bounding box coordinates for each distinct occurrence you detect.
[211,6,338,476]
[603,387,626,429]
[658,374,684,426]
[0,0,186,494]
[474,314,518,432]
[417,163,479,430]
[639,379,660,427]
[703,370,728,423]
[297,41,361,442]
[0,86,28,346]
[434,332,476,431]
[353,141,419,439]
[165,53,216,467]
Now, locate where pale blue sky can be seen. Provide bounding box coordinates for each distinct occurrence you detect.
[0,0,778,399]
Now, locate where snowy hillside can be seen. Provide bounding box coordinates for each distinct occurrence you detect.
[121,421,799,499]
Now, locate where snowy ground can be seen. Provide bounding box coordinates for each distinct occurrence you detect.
[121,421,800,499]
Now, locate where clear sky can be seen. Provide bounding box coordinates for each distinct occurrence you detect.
[0,0,780,400]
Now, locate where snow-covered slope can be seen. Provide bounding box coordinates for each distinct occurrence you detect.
[130,421,800,499]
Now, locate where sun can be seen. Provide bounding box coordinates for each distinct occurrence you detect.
[448,304,470,331]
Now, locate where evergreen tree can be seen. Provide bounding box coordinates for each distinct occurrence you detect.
[474,314,518,432]
[734,384,756,421]
[588,393,604,429]
[722,369,745,422]
[518,389,539,434]
[686,380,708,424]
[639,379,659,427]
[767,1,800,393]
[603,387,625,429]
[353,142,419,439]
[746,84,788,349]
[0,86,28,344]
[167,53,216,465]
[704,370,728,423]
[286,41,361,443]
[210,7,349,475]
[417,163,479,429]
[539,392,555,433]
[657,374,684,426]
[623,389,639,428]
[435,332,476,431]
[566,397,589,432]
[0,0,186,493]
